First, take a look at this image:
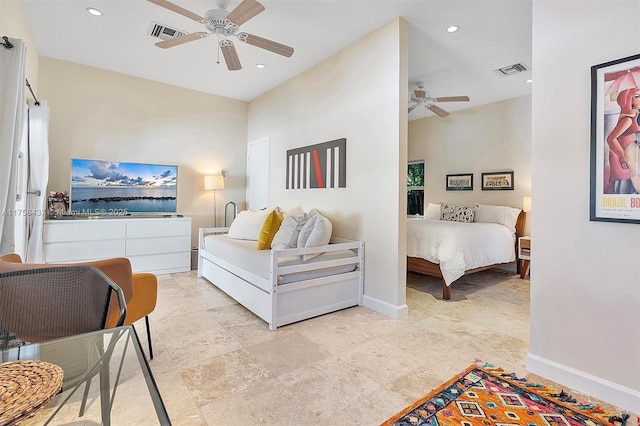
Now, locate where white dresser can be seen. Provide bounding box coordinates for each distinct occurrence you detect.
[43,217,191,274]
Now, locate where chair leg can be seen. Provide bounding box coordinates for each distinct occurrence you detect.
[99,355,111,426]
[79,377,92,416]
[145,315,153,360]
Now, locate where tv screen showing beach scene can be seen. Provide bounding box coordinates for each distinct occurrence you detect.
[70,159,177,215]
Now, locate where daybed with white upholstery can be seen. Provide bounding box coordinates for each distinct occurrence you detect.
[198,208,364,330]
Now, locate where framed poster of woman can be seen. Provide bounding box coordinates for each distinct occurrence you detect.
[590,53,640,224]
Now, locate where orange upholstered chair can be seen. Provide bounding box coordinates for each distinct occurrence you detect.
[0,254,157,359]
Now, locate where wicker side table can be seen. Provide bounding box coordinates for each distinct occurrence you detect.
[0,360,64,425]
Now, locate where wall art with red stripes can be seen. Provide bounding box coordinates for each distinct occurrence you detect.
[286,138,346,189]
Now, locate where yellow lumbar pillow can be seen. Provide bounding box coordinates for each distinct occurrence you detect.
[257,209,284,249]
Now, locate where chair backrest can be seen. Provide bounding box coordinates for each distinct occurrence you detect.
[0,255,136,327]
[0,266,126,347]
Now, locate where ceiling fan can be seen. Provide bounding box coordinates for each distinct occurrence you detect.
[408,81,470,117]
[147,0,294,71]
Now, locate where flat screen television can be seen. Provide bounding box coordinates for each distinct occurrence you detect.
[70,158,177,216]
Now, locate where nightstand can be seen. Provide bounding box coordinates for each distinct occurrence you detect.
[518,236,530,279]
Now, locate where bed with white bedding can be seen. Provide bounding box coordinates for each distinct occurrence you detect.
[407,203,525,300]
[198,227,364,330]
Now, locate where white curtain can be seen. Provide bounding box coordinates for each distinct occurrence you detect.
[13,104,28,257]
[0,38,27,256]
[25,100,50,262]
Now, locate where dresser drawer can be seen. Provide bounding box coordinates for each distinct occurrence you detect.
[128,252,191,274]
[44,240,126,263]
[43,220,126,243]
[126,218,190,238]
[126,236,190,256]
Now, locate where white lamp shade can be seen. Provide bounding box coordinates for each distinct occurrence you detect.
[204,175,224,190]
[523,196,532,213]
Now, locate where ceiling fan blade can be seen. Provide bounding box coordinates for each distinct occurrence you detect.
[226,0,265,26]
[434,96,470,102]
[427,104,450,117]
[220,40,242,71]
[147,0,206,22]
[414,90,426,99]
[408,105,417,113]
[237,33,294,57]
[155,32,208,49]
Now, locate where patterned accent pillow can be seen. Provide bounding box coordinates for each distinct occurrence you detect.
[440,203,475,223]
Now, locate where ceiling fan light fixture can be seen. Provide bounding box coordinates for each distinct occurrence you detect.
[86,7,103,16]
[147,0,294,71]
[408,81,470,118]
[446,25,459,33]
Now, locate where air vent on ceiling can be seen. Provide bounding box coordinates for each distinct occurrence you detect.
[493,62,529,77]
[147,21,186,41]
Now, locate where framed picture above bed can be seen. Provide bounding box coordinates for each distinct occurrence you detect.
[481,171,514,190]
[590,53,640,224]
[446,173,473,191]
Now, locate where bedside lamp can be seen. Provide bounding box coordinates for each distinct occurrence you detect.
[204,172,225,227]
[523,196,532,213]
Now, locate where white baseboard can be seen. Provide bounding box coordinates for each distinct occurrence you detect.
[362,295,408,319]
[527,353,640,414]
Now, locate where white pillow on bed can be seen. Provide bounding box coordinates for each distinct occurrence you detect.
[297,214,332,261]
[227,208,277,241]
[424,203,441,220]
[474,204,522,233]
[271,213,309,250]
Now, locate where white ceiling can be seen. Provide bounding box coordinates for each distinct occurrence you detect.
[20,0,532,120]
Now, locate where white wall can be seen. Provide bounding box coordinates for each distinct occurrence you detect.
[0,0,39,96]
[409,96,532,234]
[38,58,249,247]
[529,0,640,413]
[247,19,409,317]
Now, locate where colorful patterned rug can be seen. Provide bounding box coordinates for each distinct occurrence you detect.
[382,363,629,426]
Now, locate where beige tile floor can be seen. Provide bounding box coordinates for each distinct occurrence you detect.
[152,268,531,424]
[24,268,636,425]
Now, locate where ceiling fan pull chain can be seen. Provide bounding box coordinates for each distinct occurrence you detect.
[216,35,221,65]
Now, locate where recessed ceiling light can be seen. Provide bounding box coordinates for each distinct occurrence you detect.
[525,79,533,83]
[86,7,103,16]
[256,63,265,69]
[446,25,459,33]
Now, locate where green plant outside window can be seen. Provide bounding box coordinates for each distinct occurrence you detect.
[408,161,424,215]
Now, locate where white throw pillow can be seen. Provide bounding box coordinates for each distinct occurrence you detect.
[271,213,309,250]
[474,204,522,233]
[282,207,304,217]
[306,208,320,218]
[227,208,276,241]
[297,214,332,261]
[424,203,441,220]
